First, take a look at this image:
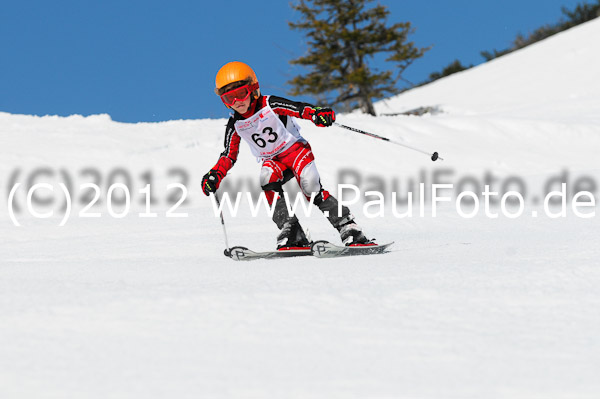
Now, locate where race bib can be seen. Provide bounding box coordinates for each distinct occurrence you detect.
[234,100,298,159]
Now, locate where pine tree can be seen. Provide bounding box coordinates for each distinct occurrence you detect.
[480,0,600,62]
[288,0,427,116]
[427,60,472,82]
[561,0,600,27]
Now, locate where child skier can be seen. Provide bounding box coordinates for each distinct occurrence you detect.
[202,61,372,249]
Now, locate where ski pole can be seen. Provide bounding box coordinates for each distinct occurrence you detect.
[213,192,231,257]
[333,122,443,162]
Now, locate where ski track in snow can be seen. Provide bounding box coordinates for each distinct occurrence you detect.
[1,18,600,399]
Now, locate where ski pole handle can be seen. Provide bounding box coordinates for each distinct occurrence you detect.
[333,122,443,161]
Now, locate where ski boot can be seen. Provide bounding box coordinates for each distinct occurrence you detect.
[338,221,374,246]
[277,220,310,250]
[269,192,310,250]
[315,192,374,246]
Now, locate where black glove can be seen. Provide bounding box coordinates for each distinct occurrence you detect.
[202,170,222,196]
[312,107,336,127]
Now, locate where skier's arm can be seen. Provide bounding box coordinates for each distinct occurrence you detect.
[202,120,241,196]
[268,96,335,127]
[215,120,241,175]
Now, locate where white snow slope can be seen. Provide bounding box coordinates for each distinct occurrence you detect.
[1,18,600,399]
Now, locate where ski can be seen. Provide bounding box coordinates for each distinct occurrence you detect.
[311,240,394,258]
[225,241,394,261]
[226,246,312,261]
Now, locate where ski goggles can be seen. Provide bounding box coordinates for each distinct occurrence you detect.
[220,83,259,106]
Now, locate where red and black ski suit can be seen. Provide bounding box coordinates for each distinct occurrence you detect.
[210,95,331,203]
[207,94,353,231]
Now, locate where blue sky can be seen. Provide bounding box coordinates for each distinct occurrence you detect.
[0,0,587,122]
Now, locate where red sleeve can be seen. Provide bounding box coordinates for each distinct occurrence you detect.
[211,118,240,178]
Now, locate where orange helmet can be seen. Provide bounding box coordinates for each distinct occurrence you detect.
[215,61,260,98]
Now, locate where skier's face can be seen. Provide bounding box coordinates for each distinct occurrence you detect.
[231,97,251,114]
